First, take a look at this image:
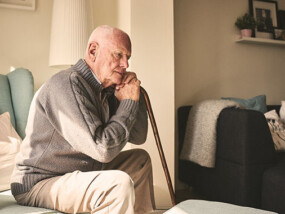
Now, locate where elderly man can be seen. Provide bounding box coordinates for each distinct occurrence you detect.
[11,25,155,214]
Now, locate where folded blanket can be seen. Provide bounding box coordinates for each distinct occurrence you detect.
[180,100,240,168]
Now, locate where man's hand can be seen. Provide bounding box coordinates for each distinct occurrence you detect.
[115,72,141,102]
[115,72,137,90]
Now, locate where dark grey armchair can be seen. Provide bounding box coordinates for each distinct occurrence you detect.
[178,105,285,213]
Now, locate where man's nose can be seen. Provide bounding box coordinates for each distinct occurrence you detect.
[120,56,129,68]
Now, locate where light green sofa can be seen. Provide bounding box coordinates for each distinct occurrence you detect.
[0,68,62,213]
[0,68,34,139]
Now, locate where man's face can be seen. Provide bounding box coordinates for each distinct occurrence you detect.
[94,35,131,88]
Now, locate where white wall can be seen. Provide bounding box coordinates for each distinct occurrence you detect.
[130,0,175,209]
[175,0,285,189]
[0,0,55,90]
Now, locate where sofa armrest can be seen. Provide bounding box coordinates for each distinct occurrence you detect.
[217,107,276,165]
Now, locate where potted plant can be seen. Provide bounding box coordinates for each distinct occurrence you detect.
[235,13,256,37]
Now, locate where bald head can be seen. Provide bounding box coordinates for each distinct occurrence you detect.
[84,25,132,88]
[85,25,131,57]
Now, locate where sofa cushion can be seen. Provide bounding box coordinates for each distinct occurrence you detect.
[222,95,267,113]
[0,74,16,129]
[0,112,22,192]
[7,68,34,139]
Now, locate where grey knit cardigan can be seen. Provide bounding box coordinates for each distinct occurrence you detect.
[11,59,148,196]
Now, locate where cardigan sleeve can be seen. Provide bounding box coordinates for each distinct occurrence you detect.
[128,92,148,144]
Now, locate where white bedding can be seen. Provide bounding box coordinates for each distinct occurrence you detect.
[164,200,277,214]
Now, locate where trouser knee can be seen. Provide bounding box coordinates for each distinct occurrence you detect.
[133,149,151,161]
[115,171,135,194]
[89,171,134,210]
[94,170,133,197]
[132,149,152,169]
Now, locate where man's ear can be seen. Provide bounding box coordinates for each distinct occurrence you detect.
[88,42,98,62]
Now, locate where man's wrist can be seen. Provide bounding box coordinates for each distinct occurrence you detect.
[118,99,139,114]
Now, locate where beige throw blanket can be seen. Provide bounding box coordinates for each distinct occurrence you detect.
[180,100,240,168]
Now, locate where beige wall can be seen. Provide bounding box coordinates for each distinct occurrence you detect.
[175,0,285,189]
[0,0,174,209]
[0,0,54,90]
[175,0,285,107]
[130,0,175,209]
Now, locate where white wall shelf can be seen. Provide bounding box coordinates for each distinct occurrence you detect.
[236,37,285,47]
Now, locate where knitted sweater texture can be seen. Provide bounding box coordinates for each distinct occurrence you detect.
[11,59,148,196]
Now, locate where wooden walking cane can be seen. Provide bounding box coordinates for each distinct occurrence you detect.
[140,87,176,206]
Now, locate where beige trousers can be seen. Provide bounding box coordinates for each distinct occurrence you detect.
[15,149,155,214]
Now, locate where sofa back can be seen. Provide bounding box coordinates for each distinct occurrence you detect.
[0,68,34,139]
[177,105,280,155]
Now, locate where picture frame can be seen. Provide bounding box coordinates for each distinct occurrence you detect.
[278,10,285,29]
[273,28,285,40]
[249,0,278,39]
[0,0,35,11]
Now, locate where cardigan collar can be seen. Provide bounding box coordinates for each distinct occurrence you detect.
[73,59,115,97]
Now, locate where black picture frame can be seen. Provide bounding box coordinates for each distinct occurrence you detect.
[278,10,285,29]
[249,0,278,39]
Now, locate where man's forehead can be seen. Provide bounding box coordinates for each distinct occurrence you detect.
[108,37,131,54]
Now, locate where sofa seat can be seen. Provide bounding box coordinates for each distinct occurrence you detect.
[262,153,285,214]
[0,191,62,214]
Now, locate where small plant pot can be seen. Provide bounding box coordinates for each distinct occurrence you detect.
[240,29,252,37]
